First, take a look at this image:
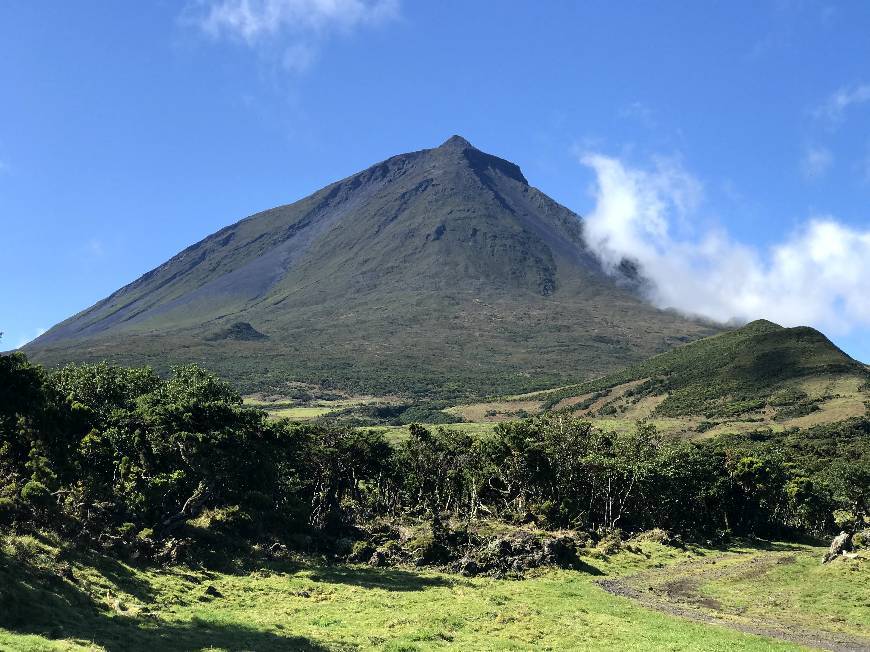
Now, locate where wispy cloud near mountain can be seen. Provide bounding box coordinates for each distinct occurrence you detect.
[581,153,870,338]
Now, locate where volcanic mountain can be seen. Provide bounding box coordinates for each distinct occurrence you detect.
[25,136,719,397]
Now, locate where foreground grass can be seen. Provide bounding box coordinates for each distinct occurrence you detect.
[0,533,815,652]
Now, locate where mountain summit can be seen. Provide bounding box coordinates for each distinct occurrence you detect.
[26,136,718,397]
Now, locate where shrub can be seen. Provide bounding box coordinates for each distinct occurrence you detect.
[137,528,155,541]
[348,540,376,562]
[596,530,623,555]
[20,480,51,507]
[632,528,683,548]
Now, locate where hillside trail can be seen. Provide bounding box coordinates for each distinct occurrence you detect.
[597,549,870,652]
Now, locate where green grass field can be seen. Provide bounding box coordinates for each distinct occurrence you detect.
[264,406,335,420]
[243,394,408,423]
[363,422,498,444]
[5,532,856,651]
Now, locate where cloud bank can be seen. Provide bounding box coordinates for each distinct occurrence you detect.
[580,154,870,337]
[189,0,399,72]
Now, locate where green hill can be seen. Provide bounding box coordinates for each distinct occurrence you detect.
[22,136,716,398]
[447,320,870,436]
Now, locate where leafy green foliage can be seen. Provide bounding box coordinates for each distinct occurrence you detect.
[2,352,866,565]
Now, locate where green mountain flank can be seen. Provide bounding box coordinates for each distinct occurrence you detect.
[446,320,870,436]
[22,136,716,398]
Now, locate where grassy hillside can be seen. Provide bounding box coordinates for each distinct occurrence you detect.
[445,320,869,437]
[23,136,716,399]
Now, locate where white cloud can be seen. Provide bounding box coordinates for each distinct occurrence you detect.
[814,83,870,124]
[189,0,399,72]
[801,145,832,179]
[580,153,870,337]
[15,327,47,350]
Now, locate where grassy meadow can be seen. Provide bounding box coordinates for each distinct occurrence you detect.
[1,532,839,652]
[362,422,497,444]
[603,542,870,649]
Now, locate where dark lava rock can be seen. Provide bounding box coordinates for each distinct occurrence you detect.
[368,550,387,567]
[203,585,223,598]
[458,557,480,577]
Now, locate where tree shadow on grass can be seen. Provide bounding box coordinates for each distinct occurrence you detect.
[0,546,330,652]
[65,619,331,652]
[25,529,159,604]
[577,559,604,576]
[305,563,460,591]
[706,537,811,554]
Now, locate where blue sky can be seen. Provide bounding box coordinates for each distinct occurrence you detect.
[1,1,869,361]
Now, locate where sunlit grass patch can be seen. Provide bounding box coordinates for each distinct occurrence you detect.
[443,400,542,422]
[266,406,334,420]
[364,422,498,444]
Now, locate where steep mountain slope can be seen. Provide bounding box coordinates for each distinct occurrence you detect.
[25,136,718,397]
[525,319,869,435]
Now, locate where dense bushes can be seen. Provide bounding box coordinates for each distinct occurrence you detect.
[395,417,865,537]
[1,354,867,562]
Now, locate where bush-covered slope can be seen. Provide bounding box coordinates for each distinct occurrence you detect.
[2,351,869,651]
[525,320,870,431]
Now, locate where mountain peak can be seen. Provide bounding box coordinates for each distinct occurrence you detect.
[429,135,527,185]
[437,134,473,150]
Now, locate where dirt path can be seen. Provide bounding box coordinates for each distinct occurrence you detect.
[597,552,870,652]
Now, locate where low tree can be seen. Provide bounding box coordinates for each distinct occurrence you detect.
[825,457,870,533]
